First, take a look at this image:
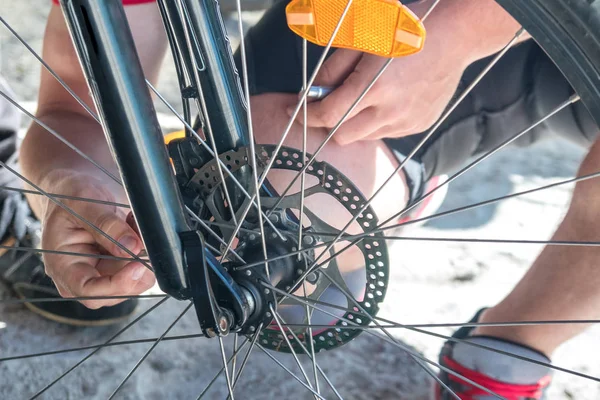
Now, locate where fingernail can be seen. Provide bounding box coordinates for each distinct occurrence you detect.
[119,235,138,253]
[286,107,294,117]
[131,264,145,281]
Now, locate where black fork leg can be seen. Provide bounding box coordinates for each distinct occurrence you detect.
[60,0,191,299]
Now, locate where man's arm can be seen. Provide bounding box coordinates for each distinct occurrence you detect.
[22,3,168,215]
[19,3,167,308]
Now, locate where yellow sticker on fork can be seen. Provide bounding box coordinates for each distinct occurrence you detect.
[286,0,426,58]
[164,130,186,144]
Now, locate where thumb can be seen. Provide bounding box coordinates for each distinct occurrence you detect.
[78,203,142,258]
[291,65,371,129]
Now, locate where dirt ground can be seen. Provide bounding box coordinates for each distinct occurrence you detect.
[1,1,600,399]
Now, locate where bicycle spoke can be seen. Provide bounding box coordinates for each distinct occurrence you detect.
[0,244,142,263]
[367,235,600,246]
[231,334,239,380]
[304,281,320,395]
[422,0,442,20]
[0,333,204,363]
[280,319,600,329]
[0,16,100,123]
[235,233,600,275]
[28,296,170,399]
[218,336,236,400]
[0,90,120,185]
[197,336,252,400]
[1,294,165,305]
[0,161,152,270]
[298,38,309,259]
[314,230,600,246]
[108,302,193,399]
[256,344,327,400]
[234,0,270,279]
[276,312,343,400]
[255,0,353,184]
[270,305,316,394]
[0,185,129,208]
[264,60,394,216]
[230,323,264,393]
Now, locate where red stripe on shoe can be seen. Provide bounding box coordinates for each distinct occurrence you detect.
[442,356,551,400]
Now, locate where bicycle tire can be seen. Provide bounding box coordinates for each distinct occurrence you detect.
[498,0,600,125]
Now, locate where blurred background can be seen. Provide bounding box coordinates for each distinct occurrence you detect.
[1,1,599,399]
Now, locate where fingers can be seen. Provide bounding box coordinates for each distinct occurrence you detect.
[295,73,368,129]
[64,260,154,309]
[78,261,155,309]
[69,200,143,258]
[40,177,152,308]
[295,54,388,130]
[313,49,362,87]
[44,239,156,309]
[328,107,381,145]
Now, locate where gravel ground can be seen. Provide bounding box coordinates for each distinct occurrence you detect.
[1,1,600,399]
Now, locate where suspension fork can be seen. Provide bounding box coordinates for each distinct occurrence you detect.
[59,0,252,333]
[60,0,192,299]
[157,0,250,150]
[156,0,253,214]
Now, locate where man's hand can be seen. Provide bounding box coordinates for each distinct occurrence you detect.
[40,171,155,309]
[290,0,524,145]
[293,46,465,144]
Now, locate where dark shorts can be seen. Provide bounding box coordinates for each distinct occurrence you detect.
[234,0,598,201]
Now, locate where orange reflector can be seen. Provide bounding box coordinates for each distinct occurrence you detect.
[286,0,426,58]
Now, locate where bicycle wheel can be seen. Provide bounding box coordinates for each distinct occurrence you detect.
[1,0,600,399]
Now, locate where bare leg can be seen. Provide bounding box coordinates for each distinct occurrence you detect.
[251,93,409,228]
[253,91,600,359]
[475,135,600,356]
[251,92,409,283]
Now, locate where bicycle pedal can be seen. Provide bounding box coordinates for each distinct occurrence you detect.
[286,0,426,58]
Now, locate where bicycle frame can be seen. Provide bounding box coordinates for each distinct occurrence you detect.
[59,0,250,302]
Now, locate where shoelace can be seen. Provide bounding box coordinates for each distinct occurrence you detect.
[0,190,33,243]
[0,190,44,282]
[442,355,551,400]
[0,154,41,247]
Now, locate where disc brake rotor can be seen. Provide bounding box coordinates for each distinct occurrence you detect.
[187,144,390,353]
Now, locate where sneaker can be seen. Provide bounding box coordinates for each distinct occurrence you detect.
[0,183,137,326]
[436,309,552,400]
